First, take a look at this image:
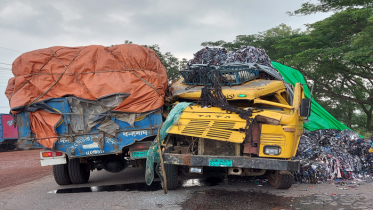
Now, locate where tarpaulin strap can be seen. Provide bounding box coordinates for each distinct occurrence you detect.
[24,48,107,112]
[20,68,159,76]
[9,51,55,103]
[107,49,161,96]
[23,48,82,110]
[47,48,108,111]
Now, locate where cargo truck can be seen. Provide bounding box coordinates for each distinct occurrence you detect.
[0,114,18,151]
[7,44,167,185]
[0,113,43,151]
[155,64,310,190]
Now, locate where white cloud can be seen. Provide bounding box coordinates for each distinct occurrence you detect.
[0,2,37,20]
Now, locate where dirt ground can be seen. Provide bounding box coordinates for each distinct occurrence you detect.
[0,149,52,189]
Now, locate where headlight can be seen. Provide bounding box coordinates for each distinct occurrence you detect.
[264,146,281,155]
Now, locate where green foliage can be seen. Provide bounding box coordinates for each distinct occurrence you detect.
[259,23,303,37]
[275,8,373,131]
[287,0,373,15]
[141,44,183,82]
[121,41,183,82]
[201,23,304,61]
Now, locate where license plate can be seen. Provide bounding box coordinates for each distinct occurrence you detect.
[131,151,148,159]
[208,158,233,167]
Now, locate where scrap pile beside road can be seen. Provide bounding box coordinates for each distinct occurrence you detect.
[294,129,373,183]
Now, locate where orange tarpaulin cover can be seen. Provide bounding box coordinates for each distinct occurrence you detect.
[30,110,62,149]
[5,44,168,148]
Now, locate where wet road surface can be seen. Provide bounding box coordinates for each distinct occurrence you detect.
[1,165,373,209]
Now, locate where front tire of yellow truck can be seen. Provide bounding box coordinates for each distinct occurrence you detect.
[164,164,179,190]
[268,170,293,189]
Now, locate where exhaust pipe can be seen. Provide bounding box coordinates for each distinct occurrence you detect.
[243,169,266,176]
[228,167,242,176]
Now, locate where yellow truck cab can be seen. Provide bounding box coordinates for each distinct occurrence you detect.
[161,64,309,190]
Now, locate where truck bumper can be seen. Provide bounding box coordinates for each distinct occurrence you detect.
[163,154,299,171]
[40,152,67,166]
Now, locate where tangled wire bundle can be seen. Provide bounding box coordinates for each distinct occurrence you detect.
[198,67,257,146]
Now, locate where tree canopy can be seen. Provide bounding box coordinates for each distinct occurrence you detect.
[287,0,373,15]
[276,8,373,132]
[141,44,183,82]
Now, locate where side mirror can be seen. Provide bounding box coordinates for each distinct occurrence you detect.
[300,98,311,117]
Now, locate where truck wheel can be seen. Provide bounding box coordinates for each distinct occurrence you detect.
[7,144,16,150]
[68,158,90,184]
[164,164,179,190]
[53,164,72,185]
[0,144,8,152]
[268,170,293,189]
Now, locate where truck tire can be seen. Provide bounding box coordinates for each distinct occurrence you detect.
[7,144,16,151]
[268,170,293,189]
[0,144,8,152]
[164,164,179,190]
[68,158,90,184]
[53,164,72,185]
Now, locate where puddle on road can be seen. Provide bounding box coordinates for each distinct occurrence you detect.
[181,177,222,187]
[49,181,162,194]
[49,177,223,194]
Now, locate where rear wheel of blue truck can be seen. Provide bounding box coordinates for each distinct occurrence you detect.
[268,170,293,189]
[53,163,72,185]
[68,158,90,184]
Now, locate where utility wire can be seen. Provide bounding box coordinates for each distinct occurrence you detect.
[0,62,12,65]
[0,46,23,53]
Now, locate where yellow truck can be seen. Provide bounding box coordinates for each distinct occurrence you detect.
[160,65,310,190]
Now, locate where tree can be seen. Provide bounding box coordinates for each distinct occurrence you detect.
[287,0,373,15]
[201,24,304,61]
[275,8,373,131]
[142,44,183,82]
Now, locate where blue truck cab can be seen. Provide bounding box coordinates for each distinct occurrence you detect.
[16,98,163,185]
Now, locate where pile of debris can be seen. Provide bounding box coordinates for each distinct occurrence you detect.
[294,129,373,183]
[187,46,274,68]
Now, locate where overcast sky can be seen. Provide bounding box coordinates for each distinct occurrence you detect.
[0,0,332,113]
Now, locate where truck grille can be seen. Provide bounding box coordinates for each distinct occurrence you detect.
[206,121,235,140]
[181,120,210,136]
[260,134,285,146]
[170,119,245,143]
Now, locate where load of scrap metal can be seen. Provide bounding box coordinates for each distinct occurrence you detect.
[5,44,168,148]
[187,46,274,68]
[294,129,373,183]
[186,46,278,81]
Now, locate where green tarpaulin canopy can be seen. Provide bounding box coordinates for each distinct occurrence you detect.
[272,61,351,132]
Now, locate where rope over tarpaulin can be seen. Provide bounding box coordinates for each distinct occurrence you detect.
[145,102,192,185]
[271,61,353,133]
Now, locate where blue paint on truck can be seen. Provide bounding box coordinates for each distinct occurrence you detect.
[16,98,162,158]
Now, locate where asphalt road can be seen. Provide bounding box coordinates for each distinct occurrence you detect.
[1,163,373,209]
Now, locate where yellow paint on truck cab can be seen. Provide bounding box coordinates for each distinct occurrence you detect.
[167,79,305,159]
[170,78,288,100]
